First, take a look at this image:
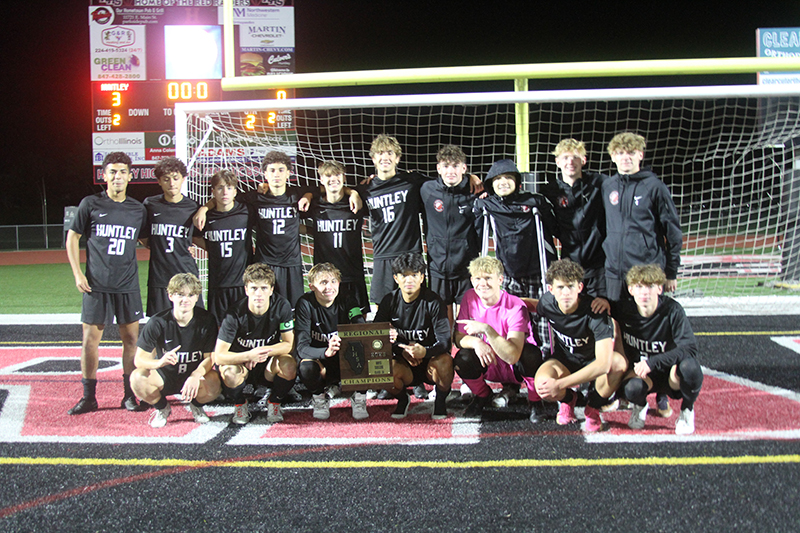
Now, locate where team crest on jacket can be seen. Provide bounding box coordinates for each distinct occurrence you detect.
[434,199,444,212]
[609,190,619,206]
[521,205,530,212]
[558,196,569,208]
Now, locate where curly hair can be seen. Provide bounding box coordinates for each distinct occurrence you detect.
[545,259,585,285]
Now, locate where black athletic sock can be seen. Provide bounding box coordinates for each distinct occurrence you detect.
[122,373,134,398]
[228,381,247,404]
[153,396,168,410]
[269,376,294,403]
[586,390,607,410]
[561,389,575,405]
[434,386,449,410]
[191,399,204,407]
[82,378,97,400]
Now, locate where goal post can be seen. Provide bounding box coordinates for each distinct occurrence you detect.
[176,83,800,313]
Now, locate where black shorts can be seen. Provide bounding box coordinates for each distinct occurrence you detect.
[270,264,305,309]
[430,275,471,306]
[395,356,434,387]
[208,286,245,324]
[244,358,279,388]
[156,368,188,397]
[81,291,143,325]
[648,367,682,399]
[340,279,370,315]
[146,286,205,318]
[370,258,396,304]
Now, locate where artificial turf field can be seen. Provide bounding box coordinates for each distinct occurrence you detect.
[0,314,799,532]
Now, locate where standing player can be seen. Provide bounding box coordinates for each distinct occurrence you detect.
[602,132,682,302]
[66,151,147,415]
[542,139,608,307]
[200,170,253,324]
[307,160,370,315]
[612,264,703,435]
[295,263,367,420]
[526,260,628,432]
[140,157,203,316]
[454,256,545,422]
[131,273,221,428]
[420,144,482,326]
[374,253,453,420]
[214,263,296,425]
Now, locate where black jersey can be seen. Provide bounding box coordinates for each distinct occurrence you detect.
[535,291,613,367]
[611,295,697,373]
[541,172,607,275]
[202,201,253,289]
[359,171,429,259]
[71,191,146,293]
[307,194,367,283]
[474,192,557,279]
[374,286,451,359]
[137,307,217,379]
[218,293,294,353]
[142,194,200,288]
[420,176,482,279]
[243,187,307,266]
[295,291,365,360]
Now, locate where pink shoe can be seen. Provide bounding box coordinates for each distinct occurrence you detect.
[583,405,605,432]
[556,391,578,425]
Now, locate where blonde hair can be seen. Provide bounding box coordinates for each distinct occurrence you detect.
[243,263,276,287]
[468,256,504,277]
[318,160,346,177]
[308,262,342,285]
[369,134,402,158]
[626,264,667,286]
[552,139,586,158]
[607,132,646,155]
[167,273,202,296]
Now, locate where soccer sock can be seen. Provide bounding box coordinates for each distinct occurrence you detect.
[269,376,294,404]
[434,385,449,410]
[153,396,168,410]
[561,389,575,405]
[228,382,247,404]
[191,399,204,407]
[82,378,97,400]
[586,389,607,410]
[122,373,134,398]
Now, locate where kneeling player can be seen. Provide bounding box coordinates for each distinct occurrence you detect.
[131,274,221,428]
[375,253,453,419]
[613,264,703,435]
[526,260,627,432]
[296,263,368,420]
[454,256,545,422]
[214,263,296,425]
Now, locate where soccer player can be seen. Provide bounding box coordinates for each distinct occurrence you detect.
[295,263,368,420]
[66,151,147,415]
[612,264,703,435]
[542,139,609,309]
[453,256,545,422]
[213,263,295,425]
[140,157,203,317]
[359,134,430,305]
[602,132,682,302]
[131,273,221,428]
[307,160,370,315]
[420,144,482,325]
[200,170,254,324]
[526,260,628,432]
[374,253,453,420]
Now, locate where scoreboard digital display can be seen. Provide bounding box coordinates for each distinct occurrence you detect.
[89,1,295,184]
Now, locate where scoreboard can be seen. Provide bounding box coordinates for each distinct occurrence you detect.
[89,1,295,184]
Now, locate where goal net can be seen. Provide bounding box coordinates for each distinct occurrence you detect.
[177,85,800,313]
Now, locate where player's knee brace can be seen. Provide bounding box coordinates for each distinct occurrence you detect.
[677,357,704,407]
[298,360,325,394]
[453,349,483,380]
[623,377,649,406]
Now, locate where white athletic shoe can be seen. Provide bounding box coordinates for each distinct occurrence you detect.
[149,404,171,428]
[675,408,696,435]
[459,383,473,401]
[312,393,330,420]
[189,403,210,423]
[232,401,251,425]
[266,401,284,423]
[351,391,369,420]
[492,383,517,408]
[628,403,647,430]
[326,384,341,399]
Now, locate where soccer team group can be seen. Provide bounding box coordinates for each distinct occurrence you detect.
[65,131,702,435]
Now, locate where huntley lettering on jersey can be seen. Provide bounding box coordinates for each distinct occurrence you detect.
[311,330,337,344]
[366,190,409,210]
[397,328,430,342]
[315,219,360,233]
[204,229,247,242]
[552,328,590,348]
[623,332,667,354]
[150,224,189,238]
[95,224,137,239]
[258,206,297,219]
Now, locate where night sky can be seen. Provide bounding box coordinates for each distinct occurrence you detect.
[1,0,798,226]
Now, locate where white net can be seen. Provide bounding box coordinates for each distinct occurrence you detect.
[179,87,800,312]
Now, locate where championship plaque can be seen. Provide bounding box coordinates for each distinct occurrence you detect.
[338,322,393,392]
